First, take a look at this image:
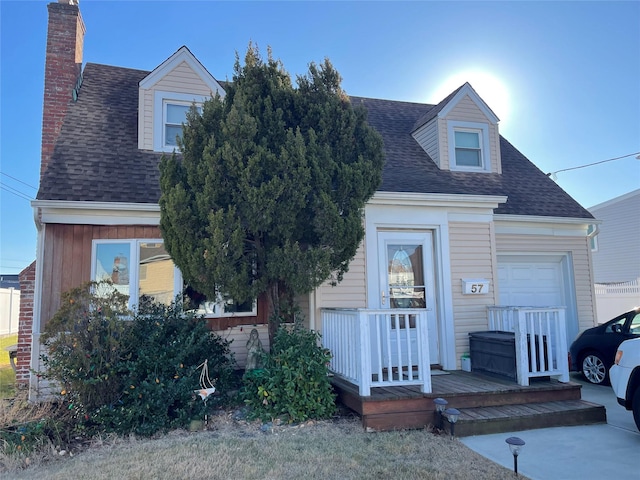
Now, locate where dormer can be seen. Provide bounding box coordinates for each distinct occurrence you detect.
[411,82,501,174]
[138,46,225,152]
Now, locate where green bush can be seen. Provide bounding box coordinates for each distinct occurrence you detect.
[242,321,336,423]
[40,281,236,436]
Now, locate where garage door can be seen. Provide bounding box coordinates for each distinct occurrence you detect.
[497,261,564,307]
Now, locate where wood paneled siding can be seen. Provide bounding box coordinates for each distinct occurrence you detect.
[314,243,367,332]
[495,233,596,333]
[448,222,498,366]
[139,61,214,150]
[39,224,269,330]
[441,95,501,174]
[411,117,440,167]
[39,224,162,328]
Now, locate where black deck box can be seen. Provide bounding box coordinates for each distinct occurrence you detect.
[469,330,549,382]
[469,331,517,381]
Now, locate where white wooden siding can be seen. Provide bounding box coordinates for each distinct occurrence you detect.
[139,61,214,151]
[444,95,501,173]
[495,233,596,333]
[448,221,498,366]
[313,243,367,332]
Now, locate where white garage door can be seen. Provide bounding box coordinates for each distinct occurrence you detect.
[498,261,564,307]
[498,255,578,344]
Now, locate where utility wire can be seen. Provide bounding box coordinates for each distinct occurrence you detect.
[547,151,640,178]
[0,172,38,191]
[0,183,33,202]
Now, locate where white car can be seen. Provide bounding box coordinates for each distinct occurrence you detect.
[610,337,640,431]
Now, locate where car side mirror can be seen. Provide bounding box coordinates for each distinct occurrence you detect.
[612,324,623,333]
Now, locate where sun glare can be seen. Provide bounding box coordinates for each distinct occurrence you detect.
[429,71,510,126]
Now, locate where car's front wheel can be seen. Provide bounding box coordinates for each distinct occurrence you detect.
[581,352,608,385]
[633,386,640,431]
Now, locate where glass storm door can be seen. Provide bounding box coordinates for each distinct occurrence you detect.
[378,232,438,365]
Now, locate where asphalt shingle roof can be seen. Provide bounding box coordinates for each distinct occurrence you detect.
[38,63,593,219]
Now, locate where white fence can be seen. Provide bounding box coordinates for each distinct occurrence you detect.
[595,278,640,323]
[322,308,431,396]
[488,306,569,386]
[0,288,20,336]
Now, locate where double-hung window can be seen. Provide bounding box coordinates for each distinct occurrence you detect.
[448,121,491,172]
[153,91,207,152]
[91,239,180,311]
[454,130,482,167]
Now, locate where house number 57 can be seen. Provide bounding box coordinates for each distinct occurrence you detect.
[470,284,484,293]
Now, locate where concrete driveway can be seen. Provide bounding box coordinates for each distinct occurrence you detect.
[461,374,639,480]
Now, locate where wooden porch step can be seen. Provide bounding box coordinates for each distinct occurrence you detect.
[450,399,607,437]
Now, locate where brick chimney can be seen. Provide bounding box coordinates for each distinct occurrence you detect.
[41,0,85,182]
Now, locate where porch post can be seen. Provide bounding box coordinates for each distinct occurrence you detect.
[417,310,432,393]
[358,310,371,397]
[555,308,570,382]
[514,308,530,386]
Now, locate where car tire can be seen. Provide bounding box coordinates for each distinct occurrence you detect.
[581,351,609,385]
[633,386,640,431]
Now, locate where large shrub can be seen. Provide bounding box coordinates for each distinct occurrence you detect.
[242,321,336,423]
[40,281,236,436]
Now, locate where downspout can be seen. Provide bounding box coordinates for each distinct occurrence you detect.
[29,205,45,401]
[309,290,316,332]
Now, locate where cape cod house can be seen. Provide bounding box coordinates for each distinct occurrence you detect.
[19,2,602,430]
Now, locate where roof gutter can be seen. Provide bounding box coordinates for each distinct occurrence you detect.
[31,200,161,226]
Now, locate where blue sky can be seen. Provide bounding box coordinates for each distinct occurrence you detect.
[1,0,639,274]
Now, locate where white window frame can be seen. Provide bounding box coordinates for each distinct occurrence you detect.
[91,239,182,312]
[153,91,208,153]
[447,120,491,173]
[91,238,257,318]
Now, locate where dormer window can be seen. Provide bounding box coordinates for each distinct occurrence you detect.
[153,91,207,152]
[454,130,482,167]
[164,103,190,147]
[448,120,491,173]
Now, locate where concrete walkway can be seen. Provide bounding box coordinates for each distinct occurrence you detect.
[461,375,639,480]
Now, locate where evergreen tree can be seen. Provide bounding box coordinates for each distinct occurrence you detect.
[159,44,384,341]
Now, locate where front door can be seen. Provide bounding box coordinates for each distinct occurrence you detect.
[378,232,439,364]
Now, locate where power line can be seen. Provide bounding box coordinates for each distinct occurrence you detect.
[0,183,33,202]
[0,172,38,191]
[547,151,640,180]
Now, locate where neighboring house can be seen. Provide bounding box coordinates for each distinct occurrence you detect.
[588,189,640,322]
[22,1,597,396]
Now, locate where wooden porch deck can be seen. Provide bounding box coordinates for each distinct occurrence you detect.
[332,370,606,436]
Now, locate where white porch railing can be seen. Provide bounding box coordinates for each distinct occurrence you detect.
[321,308,431,396]
[488,306,570,386]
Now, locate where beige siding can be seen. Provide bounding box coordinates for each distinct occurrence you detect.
[153,62,213,95]
[449,222,498,365]
[437,118,450,170]
[314,242,366,332]
[447,94,489,123]
[412,118,440,167]
[219,324,270,369]
[495,233,596,333]
[140,89,154,150]
[139,61,214,150]
[443,94,501,173]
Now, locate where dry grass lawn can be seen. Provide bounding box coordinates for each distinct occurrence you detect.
[1,408,527,480]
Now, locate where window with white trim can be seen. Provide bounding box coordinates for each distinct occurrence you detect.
[454,130,482,167]
[183,286,257,317]
[153,91,208,152]
[92,239,257,318]
[92,239,180,311]
[447,120,491,172]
